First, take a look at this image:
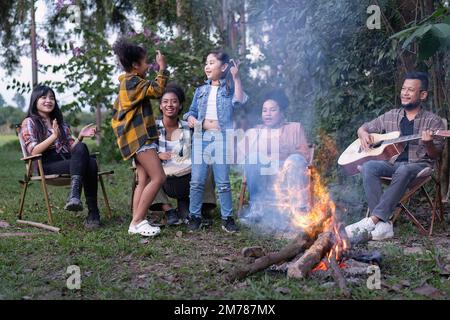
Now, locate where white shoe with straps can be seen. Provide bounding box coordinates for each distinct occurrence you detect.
[128,220,160,237]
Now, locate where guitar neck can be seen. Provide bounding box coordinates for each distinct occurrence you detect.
[382,133,422,145]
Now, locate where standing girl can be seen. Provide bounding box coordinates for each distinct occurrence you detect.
[183,49,248,232]
[112,39,169,237]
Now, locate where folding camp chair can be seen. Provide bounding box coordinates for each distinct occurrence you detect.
[237,144,316,217]
[363,119,448,236]
[380,165,444,236]
[16,125,114,225]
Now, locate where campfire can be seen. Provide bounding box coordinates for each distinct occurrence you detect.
[229,166,356,297]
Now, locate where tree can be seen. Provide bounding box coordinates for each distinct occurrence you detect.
[12,92,26,110]
[0,94,5,107]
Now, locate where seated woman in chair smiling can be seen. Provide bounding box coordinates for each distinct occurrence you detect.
[21,85,100,229]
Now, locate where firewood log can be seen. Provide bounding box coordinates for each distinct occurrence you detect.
[328,256,351,298]
[241,246,265,258]
[287,231,333,279]
[227,232,315,282]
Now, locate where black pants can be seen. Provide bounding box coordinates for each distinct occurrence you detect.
[42,143,98,200]
[162,174,191,200]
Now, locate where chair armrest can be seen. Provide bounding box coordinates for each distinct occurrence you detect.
[21,154,42,161]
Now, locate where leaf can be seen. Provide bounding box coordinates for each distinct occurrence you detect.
[389,26,419,40]
[418,32,441,60]
[444,16,450,25]
[0,220,10,228]
[413,284,445,299]
[402,25,432,49]
[431,23,450,38]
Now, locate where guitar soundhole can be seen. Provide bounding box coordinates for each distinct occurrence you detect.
[370,141,382,149]
[358,140,383,153]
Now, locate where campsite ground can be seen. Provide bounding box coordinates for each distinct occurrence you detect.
[1,136,449,300]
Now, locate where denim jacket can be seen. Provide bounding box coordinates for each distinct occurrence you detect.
[183,79,249,130]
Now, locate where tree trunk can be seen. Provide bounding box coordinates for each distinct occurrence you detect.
[30,0,38,88]
[238,0,246,56]
[96,104,101,146]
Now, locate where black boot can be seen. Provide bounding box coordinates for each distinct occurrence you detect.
[177,199,190,223]
[64,175,83,212]
[84,196,100,230]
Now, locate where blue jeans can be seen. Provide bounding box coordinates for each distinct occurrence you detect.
[189,131,233,219]
[361,160,428,221]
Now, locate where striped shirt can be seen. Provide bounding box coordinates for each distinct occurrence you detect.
[112,70,169,160]
[361,107,446,164]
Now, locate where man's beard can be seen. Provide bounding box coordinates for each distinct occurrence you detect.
[401,100,421,111]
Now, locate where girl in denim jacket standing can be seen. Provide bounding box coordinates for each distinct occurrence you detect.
[183,49,248,233]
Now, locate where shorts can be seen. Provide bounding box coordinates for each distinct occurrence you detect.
[135,141,158,156]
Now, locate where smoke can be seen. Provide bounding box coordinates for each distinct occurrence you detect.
[236,1,373,233]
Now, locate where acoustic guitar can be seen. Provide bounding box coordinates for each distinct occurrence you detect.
[338,130,450,176]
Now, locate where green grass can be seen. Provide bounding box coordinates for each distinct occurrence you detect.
[0,141,449,300]
[0,135,17,147]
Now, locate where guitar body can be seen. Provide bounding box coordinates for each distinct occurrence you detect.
[338,131,403,176]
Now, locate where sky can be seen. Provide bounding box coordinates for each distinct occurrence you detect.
[0,0,122,109]
[0,1,73,107]
[0,0,262,109]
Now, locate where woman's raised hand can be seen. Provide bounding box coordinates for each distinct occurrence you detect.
[51,119,60,139]
[79,123,97,139]
[156,50,166,71]
[229,59,240,79]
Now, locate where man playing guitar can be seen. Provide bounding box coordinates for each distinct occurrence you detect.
[345,72,446,241]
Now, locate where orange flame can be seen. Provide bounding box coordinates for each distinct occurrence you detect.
[273,165,335,237]
[271,148,350,271]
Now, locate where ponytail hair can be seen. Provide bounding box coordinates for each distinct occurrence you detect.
[208,48,234,94]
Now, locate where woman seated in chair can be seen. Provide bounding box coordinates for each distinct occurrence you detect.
[242,89,311,213]
[20,85,100,229]
[148,84,217,226]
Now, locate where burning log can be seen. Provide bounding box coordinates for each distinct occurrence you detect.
[287,232,333,279]
[227,232,315,282]
[328,256,351,298]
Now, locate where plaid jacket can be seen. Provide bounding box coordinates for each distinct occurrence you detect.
[361,107,446,165]
[21,117,75,155]
[112,70,169,160]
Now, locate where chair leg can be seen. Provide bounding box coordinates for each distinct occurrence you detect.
[18,181,29,219]
[400,203,428,236]
[37,159,53,225]
[18,160,34,219]
[420,186,437,236]
[237,180,247,218]
[391,206,403,224]
[435,178,445,222]
[98,175,112,219]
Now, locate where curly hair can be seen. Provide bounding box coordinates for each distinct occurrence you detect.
[112,38,147,72]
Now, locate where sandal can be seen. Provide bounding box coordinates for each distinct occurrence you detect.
[128,220,160,237]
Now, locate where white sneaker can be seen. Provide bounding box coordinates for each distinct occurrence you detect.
[128,220,160,237]
[345,217,376,239]
[371,221,394,241]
